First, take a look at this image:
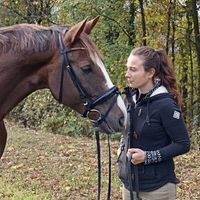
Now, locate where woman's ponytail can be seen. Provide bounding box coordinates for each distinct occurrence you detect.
[156,50,181,107]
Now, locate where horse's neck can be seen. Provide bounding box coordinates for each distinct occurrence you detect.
[0,51,53,120]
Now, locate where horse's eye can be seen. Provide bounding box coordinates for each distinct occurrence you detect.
[81,65,92,74]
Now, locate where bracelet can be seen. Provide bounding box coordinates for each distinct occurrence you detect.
[144,150,162,165]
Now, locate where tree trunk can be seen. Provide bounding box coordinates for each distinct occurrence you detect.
[128,0,136,46]
[180,45,188,120]
[171,0,176,64]
[138,0,147,46]
[165,0,173,54]
[186,2,194,129]
[190,0,200,125]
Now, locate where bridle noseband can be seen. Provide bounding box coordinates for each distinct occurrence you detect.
[58,33,120,200]
[58,34,119,126]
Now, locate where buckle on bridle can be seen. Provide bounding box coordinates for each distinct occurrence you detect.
[86,109,102,123]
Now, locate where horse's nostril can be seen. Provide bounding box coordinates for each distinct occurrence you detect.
[119,116,125,127]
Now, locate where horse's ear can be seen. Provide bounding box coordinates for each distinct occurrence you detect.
[64,18,87,44]
[84,16,100,34]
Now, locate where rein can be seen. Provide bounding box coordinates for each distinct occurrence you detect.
[58,34,119,199]
[124,87,140,200]
[95,125,112,200]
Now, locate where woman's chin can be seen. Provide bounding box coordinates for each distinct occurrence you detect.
[128,82,135,87]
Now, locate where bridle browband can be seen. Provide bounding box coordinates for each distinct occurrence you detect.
[58,33,120,200]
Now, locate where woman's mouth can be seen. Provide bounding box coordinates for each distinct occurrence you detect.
[127,79,134,84]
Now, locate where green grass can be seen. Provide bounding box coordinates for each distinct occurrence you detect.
[0,121,199,200]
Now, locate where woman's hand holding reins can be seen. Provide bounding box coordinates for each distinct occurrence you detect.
[127,148,146,165]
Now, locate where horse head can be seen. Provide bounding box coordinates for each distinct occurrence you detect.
[47,17,127,133]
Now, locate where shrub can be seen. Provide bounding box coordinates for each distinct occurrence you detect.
[7,89,93,137]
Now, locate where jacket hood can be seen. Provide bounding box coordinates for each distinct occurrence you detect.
[132,85,170,105]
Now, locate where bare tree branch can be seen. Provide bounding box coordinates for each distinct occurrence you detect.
[92,7,132,41]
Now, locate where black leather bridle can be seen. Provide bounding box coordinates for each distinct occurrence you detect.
[58,33,120,199]
[58,34,119,126]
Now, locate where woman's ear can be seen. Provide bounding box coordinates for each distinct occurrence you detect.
[148,68,156,79]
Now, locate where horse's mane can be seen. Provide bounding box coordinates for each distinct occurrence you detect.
[0,24,67,54]
[0,23,102,61]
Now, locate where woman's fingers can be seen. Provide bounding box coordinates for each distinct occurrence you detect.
[126,148,145,164]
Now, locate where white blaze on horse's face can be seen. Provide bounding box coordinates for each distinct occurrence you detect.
[94,54,127,126]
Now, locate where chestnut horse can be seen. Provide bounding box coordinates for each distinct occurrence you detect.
[0,17,127,158]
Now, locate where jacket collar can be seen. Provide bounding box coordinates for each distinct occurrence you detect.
[150,85,168,97]
[132,85,168,104]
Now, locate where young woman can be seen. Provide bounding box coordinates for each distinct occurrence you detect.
[117,46,190,200]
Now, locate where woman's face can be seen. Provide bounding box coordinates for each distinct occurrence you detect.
[126,54,154,91]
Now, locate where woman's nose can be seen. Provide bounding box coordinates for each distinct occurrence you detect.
[125,71,129,78]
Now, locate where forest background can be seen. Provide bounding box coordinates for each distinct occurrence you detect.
[0,0,199,149]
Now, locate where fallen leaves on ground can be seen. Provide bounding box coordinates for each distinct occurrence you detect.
[0,121,199,200]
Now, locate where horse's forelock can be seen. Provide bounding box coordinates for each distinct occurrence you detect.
[80,33,103,65]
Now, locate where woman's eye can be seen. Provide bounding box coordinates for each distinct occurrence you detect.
[129,67,136,72]
[81,65,92,74]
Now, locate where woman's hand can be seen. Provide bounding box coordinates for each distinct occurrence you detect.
[127,148,146,165]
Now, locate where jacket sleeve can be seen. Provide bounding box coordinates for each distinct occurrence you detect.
[159,100,190,161]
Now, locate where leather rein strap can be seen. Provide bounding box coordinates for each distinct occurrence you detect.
[95,123,112,200]
[58,33,119,199]
[124,87,140,200]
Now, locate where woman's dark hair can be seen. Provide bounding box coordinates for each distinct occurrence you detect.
[130,46,181,106]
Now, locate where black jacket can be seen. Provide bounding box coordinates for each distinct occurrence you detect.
[118,86,190,192]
